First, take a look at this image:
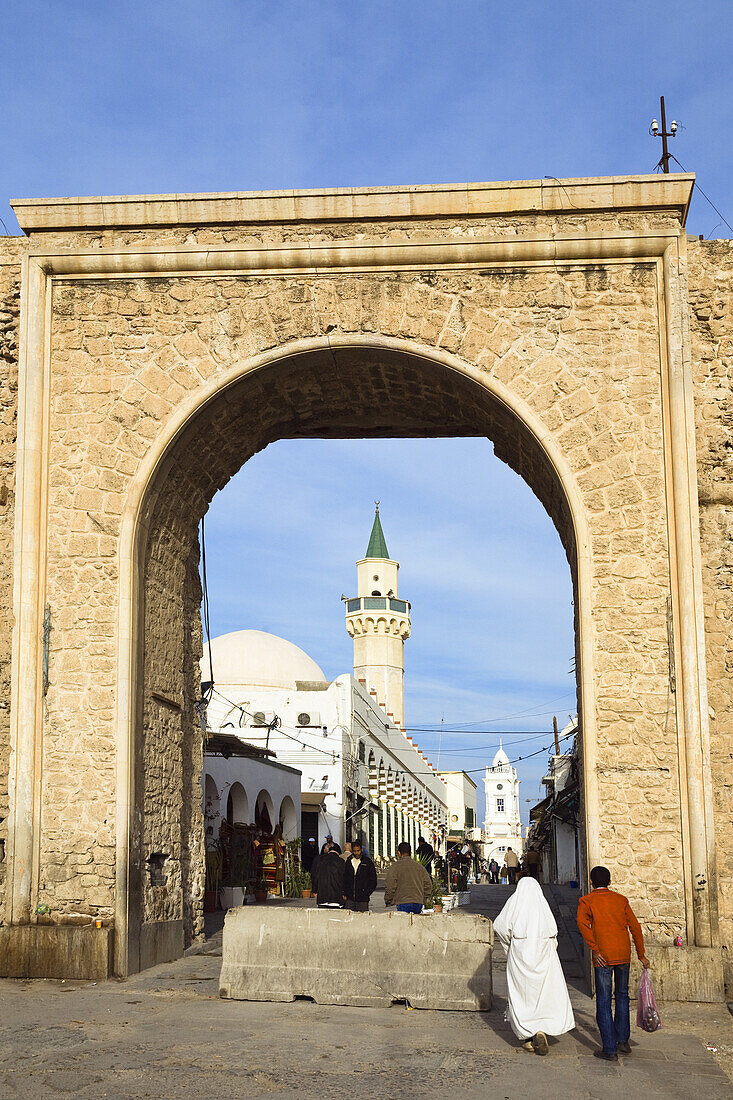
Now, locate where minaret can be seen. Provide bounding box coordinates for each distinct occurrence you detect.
[345,505,411,727]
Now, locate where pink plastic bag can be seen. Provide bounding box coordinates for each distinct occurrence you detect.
[636,968,662,1032]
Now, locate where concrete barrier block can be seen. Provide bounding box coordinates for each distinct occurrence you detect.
[219,907,493,1011]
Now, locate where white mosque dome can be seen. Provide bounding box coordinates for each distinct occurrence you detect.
[492,745,510,768]
[201,629,327,690]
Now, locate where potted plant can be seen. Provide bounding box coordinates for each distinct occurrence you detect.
[253,879,269,904]
[300,870,312,899]
[430,877,444,913]
[219,883,244,909]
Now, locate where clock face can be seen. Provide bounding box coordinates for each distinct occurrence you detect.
[496,783,503,790]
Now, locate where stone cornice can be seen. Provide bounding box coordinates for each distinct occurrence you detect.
[26,229,683,281]
[11,173,695,232]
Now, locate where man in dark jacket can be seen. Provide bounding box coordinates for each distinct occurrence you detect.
[416,836,435,869]
[320,833,342,855]
[302,837,318,874]
[342,840,378,911]
[312,847,346,907]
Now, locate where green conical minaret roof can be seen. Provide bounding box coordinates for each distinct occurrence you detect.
[365,504,389,559]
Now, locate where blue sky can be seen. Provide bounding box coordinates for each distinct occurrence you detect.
[4,2,731,819]
[202,439,577,821]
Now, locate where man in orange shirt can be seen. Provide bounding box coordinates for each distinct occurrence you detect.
[577,865,649,1061]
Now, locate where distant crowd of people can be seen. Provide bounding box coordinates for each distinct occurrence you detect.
[301,835,435,912]
[478,844,541,885]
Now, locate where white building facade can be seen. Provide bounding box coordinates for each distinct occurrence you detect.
[201,510,447,862]
[203,735,302,843]
[483,746,524,864]
[438,771,478,840]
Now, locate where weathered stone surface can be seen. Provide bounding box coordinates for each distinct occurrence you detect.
[0,179,730,997]
[0,923,113,979]
[630,945,724,1004]
[219,906,493,1010]
[687,236,733,995]
[0,237,23,911]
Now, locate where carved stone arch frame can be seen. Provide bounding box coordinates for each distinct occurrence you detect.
[6,200,717,980]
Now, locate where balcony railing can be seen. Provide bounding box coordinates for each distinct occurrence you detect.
[346,596,408,614]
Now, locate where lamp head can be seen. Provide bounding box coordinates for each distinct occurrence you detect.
[651,118,659,134]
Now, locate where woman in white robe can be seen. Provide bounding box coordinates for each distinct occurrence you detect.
[493,875,575,1055]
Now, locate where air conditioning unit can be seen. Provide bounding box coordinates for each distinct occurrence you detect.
[251,711,274,727]
[296,711,321,727]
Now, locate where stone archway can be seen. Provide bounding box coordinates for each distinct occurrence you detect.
[0,175,725,996]
[120,322,597,937]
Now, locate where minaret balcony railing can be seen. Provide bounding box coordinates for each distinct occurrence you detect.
[346,596,408,614]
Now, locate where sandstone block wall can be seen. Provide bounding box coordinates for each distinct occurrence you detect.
[0,198,729,987]
[37,210,682,948]
[687,236,733,992]
[0,237,24,907]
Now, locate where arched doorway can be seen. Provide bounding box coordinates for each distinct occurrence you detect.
[279,796,297,840]
[124,340,591,974]
[226,782,248,826]
[254,789,275,832]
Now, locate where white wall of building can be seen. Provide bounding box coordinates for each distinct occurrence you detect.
[438,771,478,836]
[202,752,301,843]
[202,633,447,859]
[555,822,578,884]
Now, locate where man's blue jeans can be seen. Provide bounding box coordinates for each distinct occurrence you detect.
[396,903,423,914]
[594,964,630,1054]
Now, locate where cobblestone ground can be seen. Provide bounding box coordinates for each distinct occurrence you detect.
[1,885,730,1099]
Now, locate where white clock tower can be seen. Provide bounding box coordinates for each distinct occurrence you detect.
[483,744,523,864]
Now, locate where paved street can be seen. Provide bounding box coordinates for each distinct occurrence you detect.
[1,885,731,1099]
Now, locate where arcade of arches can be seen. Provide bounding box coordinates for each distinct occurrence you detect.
[0,175,730,996]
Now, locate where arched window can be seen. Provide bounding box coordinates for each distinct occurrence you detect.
[279,795,298,840]
[226,782,248,825]
[254,789,275,832]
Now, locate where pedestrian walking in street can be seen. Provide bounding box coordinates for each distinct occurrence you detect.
[340,841,353,861]
[489,858,500,884]
[384,842,433,913]
[524,847,541,879]
[576,865,649,1062]
[343,840,378,911]
[416,835,435,869]
[504,846,520,885]
[494,876,575,1056]
[321,833,342,855]
[312,846,346,907]
[301,837,318,874]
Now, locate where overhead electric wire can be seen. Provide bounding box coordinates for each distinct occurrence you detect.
[403,691,576,731]
[207,686,574,779]
[200,517,214,701]
[417,730,572,753]
[658,154,733,237]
